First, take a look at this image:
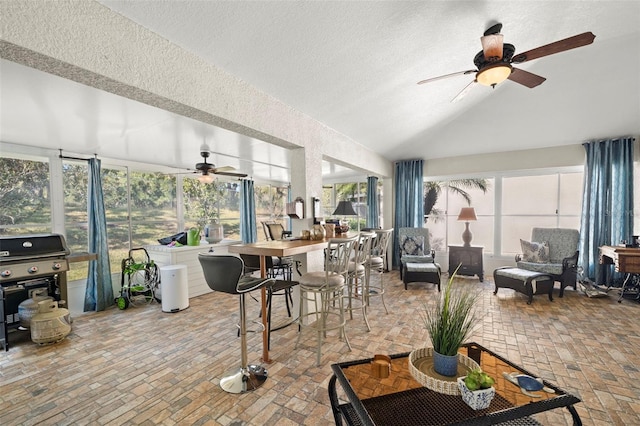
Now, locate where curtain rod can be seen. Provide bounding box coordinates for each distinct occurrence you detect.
[58,149,96,162]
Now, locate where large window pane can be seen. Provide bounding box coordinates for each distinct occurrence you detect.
[322,185,333,218]
[502,175,558,215]
[0,157,51,235]
[130,171,177,247]
[447,179,494,253]
[425,178,492,252]
[501,216,557,255]
[559,172,583,216]
[334,182,366,231]
[183,178,224,229]
[254,184,289,241]
[220,181,240,240]
[102,167,130,274]
[130,171,176,222]
[63,161,89,280]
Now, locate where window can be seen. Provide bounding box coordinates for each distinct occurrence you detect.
[254,183,289,241]
[501,172,582,255]
[425,179,493,252]
[130,171,177,248]
[425,170,582,257]
[62,161,89,280]
[0,156,51,235]
[220,181,241,239]
[333,182,367,231]
[64,162,180,278]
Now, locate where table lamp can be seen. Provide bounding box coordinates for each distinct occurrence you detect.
[457,207,477,247]
[333,201,357,232]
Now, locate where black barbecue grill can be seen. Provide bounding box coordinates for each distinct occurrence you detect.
[0,233,71,350]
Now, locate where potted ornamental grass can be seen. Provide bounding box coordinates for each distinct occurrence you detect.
[422,266,479,376]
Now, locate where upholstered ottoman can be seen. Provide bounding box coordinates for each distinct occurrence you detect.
[493,267,554,304]
[403,262,441,291]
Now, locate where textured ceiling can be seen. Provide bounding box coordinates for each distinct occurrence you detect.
[97,1,639,159]
[2,1,639,182]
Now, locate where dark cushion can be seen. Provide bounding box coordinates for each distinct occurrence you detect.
[400,235,424,256]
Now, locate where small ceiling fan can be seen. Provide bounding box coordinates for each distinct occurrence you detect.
[185,144,247,183]
[417,23,595,102]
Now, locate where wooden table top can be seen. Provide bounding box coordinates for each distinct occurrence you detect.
[599,245,640,274]
[228,236,354,257]
[600,245,640,256]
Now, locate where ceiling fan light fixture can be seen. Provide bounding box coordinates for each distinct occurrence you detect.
[476,63,512,87]
[198,173,215,184]
[480,33,504,61]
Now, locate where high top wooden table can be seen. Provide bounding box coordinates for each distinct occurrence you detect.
[228,237,338,362]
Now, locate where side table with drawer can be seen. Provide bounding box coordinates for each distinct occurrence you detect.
[448,245,484,281]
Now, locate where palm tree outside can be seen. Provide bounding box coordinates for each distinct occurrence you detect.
[424,179,490,223]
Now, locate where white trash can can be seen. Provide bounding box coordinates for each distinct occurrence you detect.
[160,264,189,313]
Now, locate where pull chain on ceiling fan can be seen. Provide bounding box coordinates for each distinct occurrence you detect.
[417,23,595,102]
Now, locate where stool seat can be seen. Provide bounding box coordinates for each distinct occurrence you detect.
[299,271,345,288]
[366,256,384,267]
[347,262,366,274]
[238,275,273,293]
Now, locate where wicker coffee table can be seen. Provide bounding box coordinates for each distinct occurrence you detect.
[328,342,581,425]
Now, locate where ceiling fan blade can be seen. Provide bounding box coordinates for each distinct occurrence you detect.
[213,166,235,173]
[511,32,595,64]
[508,68,546,88]
[451,80,477,103]
[214,171,248,178]
[417,69,476,85]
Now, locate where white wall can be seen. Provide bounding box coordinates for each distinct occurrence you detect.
[424,144,585,178]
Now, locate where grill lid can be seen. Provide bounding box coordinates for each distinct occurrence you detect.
[0,234,70,261]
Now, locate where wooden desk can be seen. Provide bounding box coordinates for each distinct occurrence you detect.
[599,245,640,274]
[228,237,332,362]
[600,245,640,302]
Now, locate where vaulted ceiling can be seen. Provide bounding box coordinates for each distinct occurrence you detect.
[1,1,639,183]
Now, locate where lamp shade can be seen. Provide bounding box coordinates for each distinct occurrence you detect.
[480,33,504,61]
[457,207,477,221]
[476,63,512,87]
[333,201,357,216]
[198,173,215,184]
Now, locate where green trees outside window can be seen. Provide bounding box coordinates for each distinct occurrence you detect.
[0,157,51,234]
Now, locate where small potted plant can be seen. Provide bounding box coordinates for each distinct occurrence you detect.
[422,266,478,376]
[457,368,495,410]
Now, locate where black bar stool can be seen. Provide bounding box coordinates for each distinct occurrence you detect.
[198,254,274,393]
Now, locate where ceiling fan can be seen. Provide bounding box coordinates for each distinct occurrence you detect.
[187,144,248,183]
[417,23,595,102]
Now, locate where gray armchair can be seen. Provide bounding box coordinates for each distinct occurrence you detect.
[398,227,435,279]
[516,227,579,297]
